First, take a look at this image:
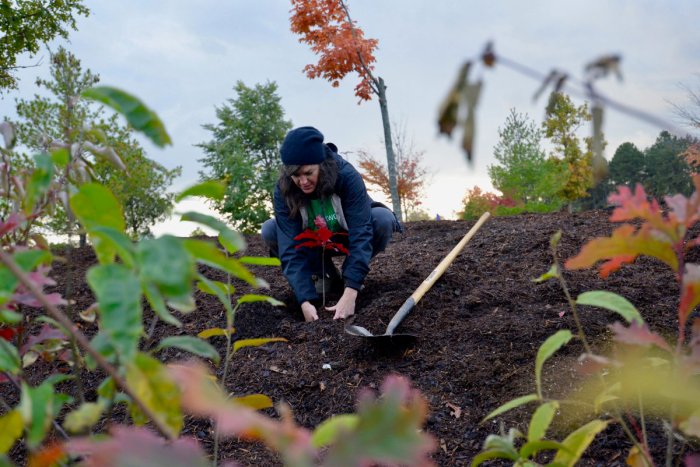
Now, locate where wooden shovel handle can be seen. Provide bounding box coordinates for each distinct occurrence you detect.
[386,211,490,335]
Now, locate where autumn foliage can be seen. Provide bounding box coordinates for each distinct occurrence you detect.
[357,148,428,216]
[290,0,378,101]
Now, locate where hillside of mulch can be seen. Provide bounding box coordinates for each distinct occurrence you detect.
[8,209,693,465]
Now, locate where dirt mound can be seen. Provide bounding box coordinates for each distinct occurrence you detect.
[21,209,684,465]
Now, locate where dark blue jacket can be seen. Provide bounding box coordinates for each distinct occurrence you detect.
[273,151,373,303]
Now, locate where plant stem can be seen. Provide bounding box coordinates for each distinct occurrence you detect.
[0,249,176,440]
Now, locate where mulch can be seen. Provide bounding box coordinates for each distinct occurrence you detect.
[6,208,692,465]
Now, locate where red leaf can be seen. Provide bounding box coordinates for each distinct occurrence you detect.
[294,229,321,242]
[610,322,672,352]
[0,326,18,341]
[0,212,24,236]
[295,241,321,250]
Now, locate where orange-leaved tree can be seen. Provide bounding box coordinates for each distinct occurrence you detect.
[356,123,429,218]
[289,0,403,221]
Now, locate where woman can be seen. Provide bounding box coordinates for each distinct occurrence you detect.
[261,126,402,322]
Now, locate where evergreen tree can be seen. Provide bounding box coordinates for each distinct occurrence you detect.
[487,108,565,207]
[644,131,696,197]
[14,47,180,237]
[197,81,292,233]
[609,142,646,188]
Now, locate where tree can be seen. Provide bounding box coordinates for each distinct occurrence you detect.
[13,47,180,237]
[289,0,403,221]
[197,81,292,233]
[608,142,645,188]
[92,117,181,236]
[487,108,565,206]
[0,1,89,91]
[671,76,700,131]
[643,130,697,197]
[356,122,429,217]
[542,92,594,203]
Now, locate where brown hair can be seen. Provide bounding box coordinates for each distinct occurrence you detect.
[279,149,338,218]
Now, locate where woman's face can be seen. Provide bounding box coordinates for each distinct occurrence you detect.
[291,164,320,194]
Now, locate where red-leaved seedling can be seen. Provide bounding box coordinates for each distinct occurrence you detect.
[294,216,348,305]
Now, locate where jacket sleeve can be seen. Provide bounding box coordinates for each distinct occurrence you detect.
[337,166,373,291]
[273,185,318,303]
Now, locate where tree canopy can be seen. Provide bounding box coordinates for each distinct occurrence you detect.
[356,122,429,217]
[13,47,180,237]
[197,81,292,233]
[487,108,564,207]
[0,0,89,91]
[542,93,594,203]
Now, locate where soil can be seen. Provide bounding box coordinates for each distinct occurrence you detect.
[5,209,693,465]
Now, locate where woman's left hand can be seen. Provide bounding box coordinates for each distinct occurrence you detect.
[325,287,358,320]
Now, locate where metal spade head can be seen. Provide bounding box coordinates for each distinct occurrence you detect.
[344,323,417,350]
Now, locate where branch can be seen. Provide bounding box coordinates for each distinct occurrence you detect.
[338,0,380,95]
[490,50,684,134]
[0,57,44,72]
[0,249,177,441]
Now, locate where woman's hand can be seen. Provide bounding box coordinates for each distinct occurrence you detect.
[326,288,358,320]
[301,301,319,321]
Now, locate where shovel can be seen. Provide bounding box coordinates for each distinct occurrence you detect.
[345,211,490,348]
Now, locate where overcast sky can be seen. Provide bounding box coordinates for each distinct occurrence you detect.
[3,1,700,233]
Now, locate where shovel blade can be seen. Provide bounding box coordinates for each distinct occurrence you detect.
[344,324,374,337]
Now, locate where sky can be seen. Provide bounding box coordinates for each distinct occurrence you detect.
[3,0,700,235]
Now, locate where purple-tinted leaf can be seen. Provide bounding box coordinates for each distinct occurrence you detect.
[610,322,672,352]
[66,426,208,467]
[0,213,24,236]
[21,324,67,354]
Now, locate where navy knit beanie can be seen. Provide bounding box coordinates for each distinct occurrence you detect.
[280,126,326,166]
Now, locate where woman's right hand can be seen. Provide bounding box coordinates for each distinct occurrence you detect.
[301,301,319,321]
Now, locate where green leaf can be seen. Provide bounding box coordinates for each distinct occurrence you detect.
[87,264,143,363]
[535,330,572,398]
[70,183,125,263]
[137,236,196,301]
[175,180,226,203]
[528,401,559,442]
[180,212,246,253]
[550,230,562,248]
[312,414,359,448]
[184,239,257,286]
[238,256,281,266]
[196,277,235,296]
[50,147,70,168]
[156,336,220,365]
[14,249,52,271]
[471,449,516,466]
[24,153,53,214]
[482,433,520,460]
[197,327,234,339]
[0,340,20,374]
[0,309,22,324]
[519,440,568,460]
[233,338,287,353]
[196,274,233,319]
[63,400,108,434]
[482,394,539,422]
[576,291,644,325]
[0,410,22,454]
[231,394,273,410]
[143,282,182,327]
[82,86,172,147]
[91,226,135,268]
[552,420,609,466]
[237,294,285,307]
[532,265,558,283]
[126,353,182,438]
[20,381,55,449]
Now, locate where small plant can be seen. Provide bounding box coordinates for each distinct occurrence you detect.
[294,215,348,305]
[475,179,700,466]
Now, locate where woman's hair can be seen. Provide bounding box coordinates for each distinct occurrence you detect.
[279,147,338,218]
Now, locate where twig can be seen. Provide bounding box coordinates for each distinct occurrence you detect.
[491,51,684,134]
[0,249,176,440]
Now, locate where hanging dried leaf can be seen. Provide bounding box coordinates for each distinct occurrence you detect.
[460,80,482,162]
[437,61,471,137]
[481,42,496,67]
[83,142,127,172]
[585,54,623,81]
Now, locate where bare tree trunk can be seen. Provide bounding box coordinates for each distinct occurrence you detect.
[376,77,402,222]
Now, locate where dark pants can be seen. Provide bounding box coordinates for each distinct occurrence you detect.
[261,206,400,270]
